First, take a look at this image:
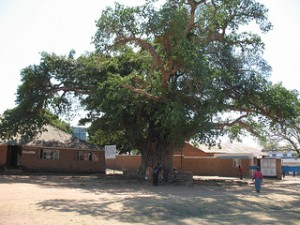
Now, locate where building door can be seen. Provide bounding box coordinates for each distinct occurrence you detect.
[6,145,21,168]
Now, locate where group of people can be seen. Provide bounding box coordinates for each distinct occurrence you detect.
[151,163,264,193]
[151,163,175,186]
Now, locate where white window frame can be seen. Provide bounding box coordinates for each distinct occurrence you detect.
[76,151,98,161]
[233,158,241,167]
[40,149,60,160]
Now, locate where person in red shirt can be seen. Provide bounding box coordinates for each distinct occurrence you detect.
[253,167,263,193]
[238,165,243,180]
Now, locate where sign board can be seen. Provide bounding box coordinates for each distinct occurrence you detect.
[23,151,36,154]
[105,145,116,159]
[261,158,277,176]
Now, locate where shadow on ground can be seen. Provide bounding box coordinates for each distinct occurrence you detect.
[1,174,299,225]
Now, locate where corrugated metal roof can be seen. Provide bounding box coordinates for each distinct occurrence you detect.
[1,125,101,150]
[197,142,266,157]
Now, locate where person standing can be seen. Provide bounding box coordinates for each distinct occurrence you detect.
[238,165,243,180]
[253,167,263,193]
[152,163,161,186]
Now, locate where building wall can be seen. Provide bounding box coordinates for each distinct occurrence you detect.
[275,158,282,179]
[267,151,298,158]
[175,156,251,177]
[0,144,7,170]
[106,143,252,177]
[282,158,300,166]
[106,155,252,178]
[106,155,141,171]
[20,147,106,174]
[174,143,214,157]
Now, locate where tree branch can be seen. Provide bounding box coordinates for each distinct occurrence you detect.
[217,113,249,130]
[123,84,167,102]
[46,86,92,95]
[114,35,165,74]
[185,0,206,34]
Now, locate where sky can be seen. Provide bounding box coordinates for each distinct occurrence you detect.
[0,0,300,146]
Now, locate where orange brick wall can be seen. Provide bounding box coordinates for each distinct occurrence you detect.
[107,155,252,178]
[175,143,214,157]
[174,156,251,177]
[106,155,141,171]
[0,145,7,169]
[21,147,106,174]
[276,158,282,179]
[0,143,281,178]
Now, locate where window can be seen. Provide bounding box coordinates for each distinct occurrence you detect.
[75,151,99,161]
[233,158,241,167]
[40,149,60,160]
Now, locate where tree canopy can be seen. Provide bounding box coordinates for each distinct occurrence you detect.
[1,0,299,177]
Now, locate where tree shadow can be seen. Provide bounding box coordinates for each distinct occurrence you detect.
[1,174,299,224]
[34,179,300,224]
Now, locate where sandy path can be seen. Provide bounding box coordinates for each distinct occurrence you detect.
[0,175,299,225]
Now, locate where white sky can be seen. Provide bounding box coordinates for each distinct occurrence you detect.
[0,0,144,114]
[0,0,299,146]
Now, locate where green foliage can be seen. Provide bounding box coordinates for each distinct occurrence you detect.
[1,0,299,173]
[0,106,47,141]
[44,111,72,134]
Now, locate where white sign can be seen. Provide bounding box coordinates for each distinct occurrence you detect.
[261,158,277,176]
[23,151,36,154]
[105,145,116,159]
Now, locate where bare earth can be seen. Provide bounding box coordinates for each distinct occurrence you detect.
[0,173,299,225]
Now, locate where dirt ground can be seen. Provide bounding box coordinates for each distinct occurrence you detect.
[0,173,299,225]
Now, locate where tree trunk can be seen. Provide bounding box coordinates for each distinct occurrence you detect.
[138,140,174,182]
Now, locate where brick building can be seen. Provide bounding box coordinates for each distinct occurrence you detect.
[106,142,269,178]
[0,125,105,174]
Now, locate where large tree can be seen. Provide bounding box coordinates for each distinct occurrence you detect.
[256,87,300,156]
[1,0,299,178]
[92,0,298,172]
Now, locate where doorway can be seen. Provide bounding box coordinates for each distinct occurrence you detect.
[6,145,22,169]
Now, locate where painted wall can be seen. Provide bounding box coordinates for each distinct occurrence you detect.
[0,144,8,170]
[107,155,252,178]
[21,147,105,173]
[20,147,106,174]
[106,155,141,171]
